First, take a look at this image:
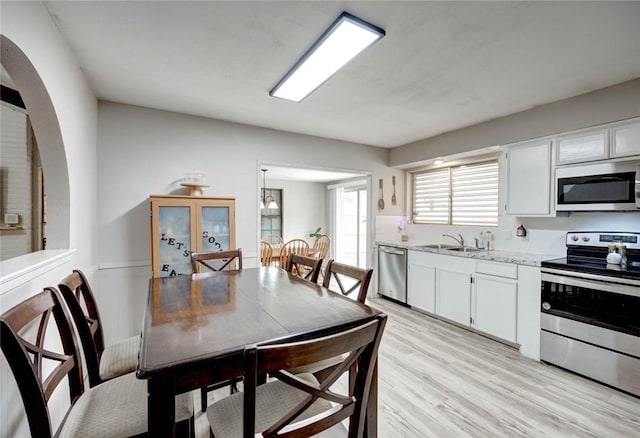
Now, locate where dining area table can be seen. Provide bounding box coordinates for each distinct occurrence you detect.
[136,266,382,437]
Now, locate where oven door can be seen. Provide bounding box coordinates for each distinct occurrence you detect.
[555,161,639,211]
[541,271,640,337]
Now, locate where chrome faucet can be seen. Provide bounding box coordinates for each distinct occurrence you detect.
[442,233,464,247]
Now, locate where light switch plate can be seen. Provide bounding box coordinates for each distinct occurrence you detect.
[4,213,19,225]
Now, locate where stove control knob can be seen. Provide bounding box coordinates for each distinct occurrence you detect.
[571,235,579,242]
[582,236,590,242]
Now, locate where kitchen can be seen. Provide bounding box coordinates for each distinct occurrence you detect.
[2,2,640,437]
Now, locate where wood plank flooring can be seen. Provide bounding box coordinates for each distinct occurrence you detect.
[196,296,640,437]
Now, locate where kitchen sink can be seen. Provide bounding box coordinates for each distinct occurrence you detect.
[447,246,482,252]
[415,243,460,250]
[415,244,482,252]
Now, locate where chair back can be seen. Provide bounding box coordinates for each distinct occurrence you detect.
[243,314,387,438]
[279,239,309,269]
[58,269,106,387]
[322,260,374,304]
[260,241,273,267]
[312,234,331,260]
[262,234,284,245]
[191,248,243,273]
[1,287,83,437]
[285,253,322,283]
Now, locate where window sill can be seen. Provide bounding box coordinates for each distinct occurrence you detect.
[0,249,76,295]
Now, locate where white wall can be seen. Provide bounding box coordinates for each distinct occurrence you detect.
[95,101,400,341]
[0,2,98,437]
[267,178,327,242]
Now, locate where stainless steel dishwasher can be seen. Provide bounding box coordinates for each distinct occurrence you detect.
[377,245,407,304]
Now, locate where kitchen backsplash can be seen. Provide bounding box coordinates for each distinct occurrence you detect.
[376,212,640,256]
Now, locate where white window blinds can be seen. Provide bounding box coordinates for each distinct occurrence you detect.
[413,168,450,224]
[413,160,498,226]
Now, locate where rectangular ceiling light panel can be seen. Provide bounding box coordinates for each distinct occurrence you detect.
[270,12,385,102]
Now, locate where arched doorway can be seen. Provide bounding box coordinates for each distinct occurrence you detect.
[1,35,70,252]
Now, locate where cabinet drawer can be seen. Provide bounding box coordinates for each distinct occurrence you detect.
[475,260,517,279]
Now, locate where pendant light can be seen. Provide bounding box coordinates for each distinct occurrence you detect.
[261,169,279,210]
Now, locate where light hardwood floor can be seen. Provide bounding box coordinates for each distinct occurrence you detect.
[196,296,640,437]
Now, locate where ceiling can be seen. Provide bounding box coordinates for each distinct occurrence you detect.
[43,1,640,148]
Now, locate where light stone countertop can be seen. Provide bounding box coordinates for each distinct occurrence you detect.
[376,240,561,267]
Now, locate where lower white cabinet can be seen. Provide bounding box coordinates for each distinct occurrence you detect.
[473,273,517,342]
[407,262,436,313]
[437,268,472,326]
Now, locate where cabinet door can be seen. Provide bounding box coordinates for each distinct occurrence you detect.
[610,119,640,158]
[556,128,608,164]
[197,200,236,268]
[407,262,436,313]
[505,140,552,216]
[436,268,471,326]
[151,198,197,277]
[474,274,517,342]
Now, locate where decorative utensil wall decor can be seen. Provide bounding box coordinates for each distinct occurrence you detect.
[392,175,397,205]
[378,179,385,210]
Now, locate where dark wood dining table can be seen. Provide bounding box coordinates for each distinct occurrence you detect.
[136,266,382,437]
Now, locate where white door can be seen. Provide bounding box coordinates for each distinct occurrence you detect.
[335,185,367,267]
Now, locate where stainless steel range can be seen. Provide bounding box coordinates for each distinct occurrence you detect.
[540,231,640,397]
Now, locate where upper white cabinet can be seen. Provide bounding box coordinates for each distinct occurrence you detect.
[610,118,640,158]
[505,139,553,216]
[555,117,640,165]
[556,127,608,165]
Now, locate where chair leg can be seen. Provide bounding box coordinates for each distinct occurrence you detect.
[230,379,238,394]
[201,387,208,413]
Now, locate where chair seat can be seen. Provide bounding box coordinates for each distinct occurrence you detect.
[207,373,346,438]
[99,335,139,380]
[59,372,193,437]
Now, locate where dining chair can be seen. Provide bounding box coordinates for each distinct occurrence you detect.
[323,260,374,304]
[312,234,331,260]
[285,253,322,283]
[312,234,331,281]
[262,233,284,245]
[206,314,387,438]
[58,269,139,387]
[260,241,273,267]
[279,238,309,269]
[191,248,244,411]
[288,261,375,379]
[191,248,242,273]
[0,287,194,437]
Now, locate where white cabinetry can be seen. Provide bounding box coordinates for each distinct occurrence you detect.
[437,268,472,326]
[505,139,553,216]
[473,260,518,343]
[407,251,437,313]
[555,117,640,164]
[610,118,640,158]
[408,251,524,346]
[556,127,608,165]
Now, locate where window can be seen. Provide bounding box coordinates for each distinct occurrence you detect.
[260,188,282,240]
[412,160,498,226]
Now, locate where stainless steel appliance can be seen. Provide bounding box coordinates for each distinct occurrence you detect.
[378,245,407,304]
[555,160,640,211]
[541,232,640,397]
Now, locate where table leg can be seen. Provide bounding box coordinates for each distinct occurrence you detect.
[366,360,378,437]
[148,376,176,437]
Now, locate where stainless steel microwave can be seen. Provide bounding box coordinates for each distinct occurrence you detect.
[555,160,640,211]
